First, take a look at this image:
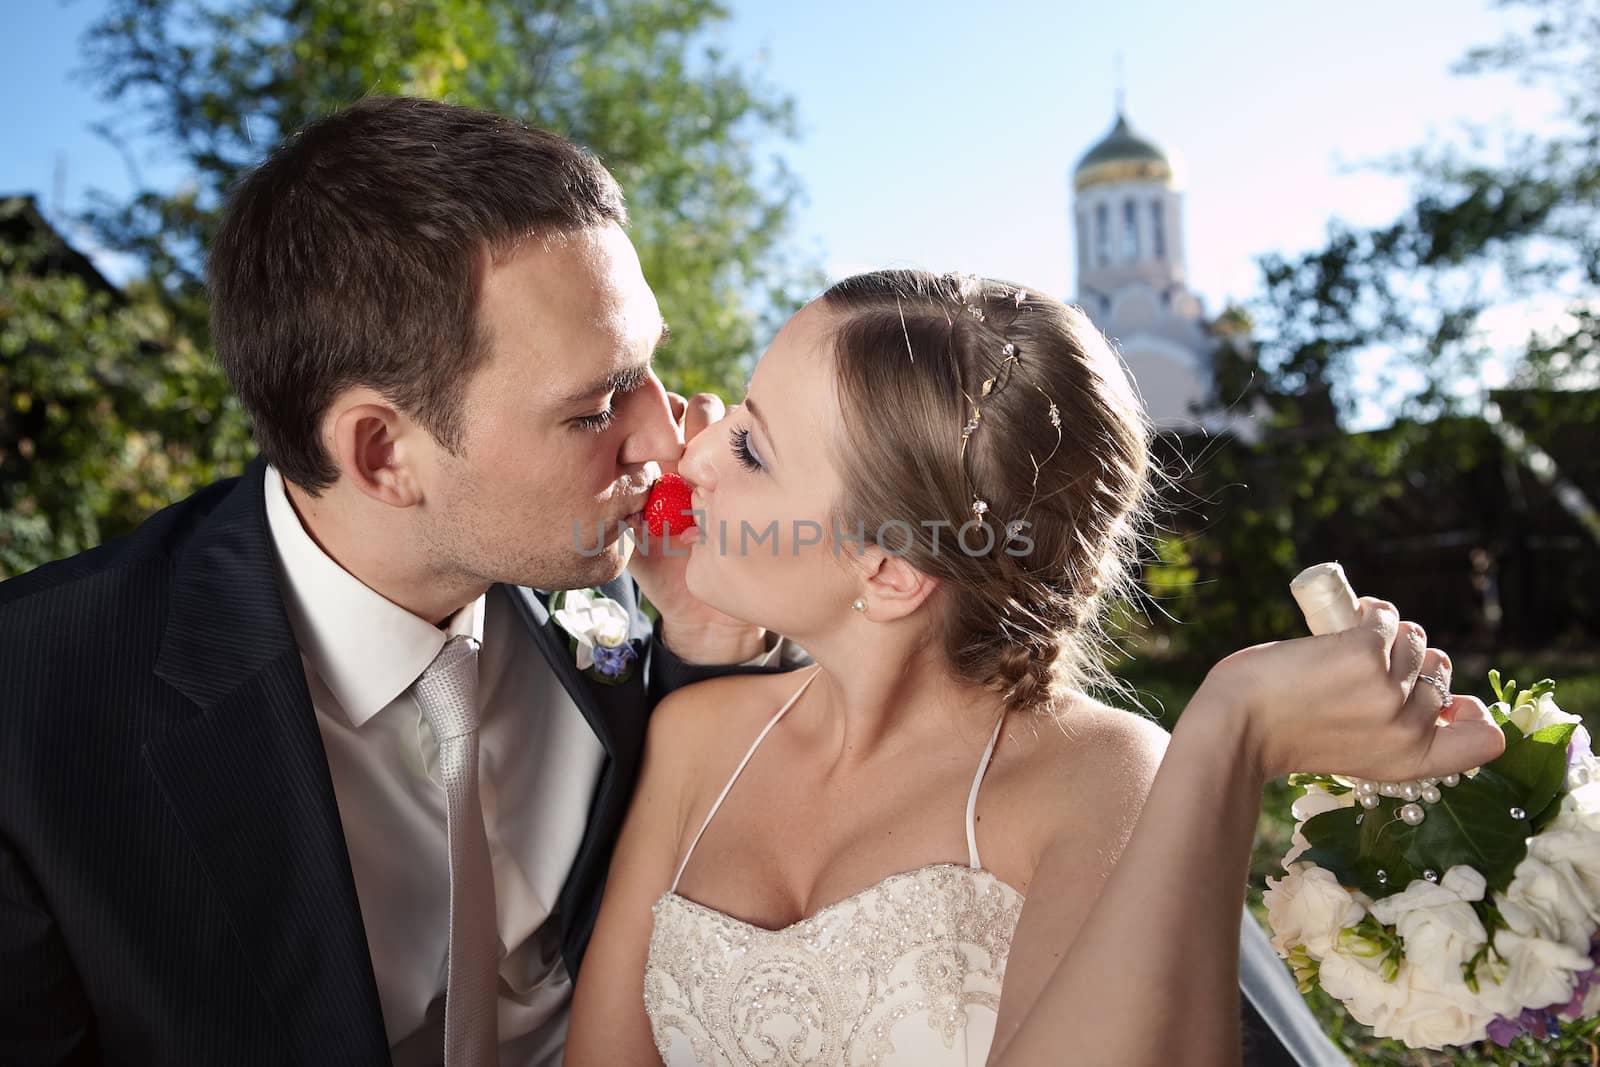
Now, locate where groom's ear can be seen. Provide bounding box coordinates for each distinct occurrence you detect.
[325,388,427,508]
[858,549,938,622]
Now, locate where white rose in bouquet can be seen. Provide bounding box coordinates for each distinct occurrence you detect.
[1316,940,1396,1034]
[1340,866,1497,1048]
[1320,932,1491,1050]
[1264,865,1365,959]
[1510,690,1587,740]
[1379,963,1493,1049]
[1499,830,1600,954]
[1563,780,1600,824]
[1477,929,1591,1020]
[1495,784,1600,956]
[1368,867,1488,990]
[1290,783,1354,823]
[1315,930,1491,1049]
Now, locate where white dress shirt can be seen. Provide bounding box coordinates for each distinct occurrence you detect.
[262,466,604,1067]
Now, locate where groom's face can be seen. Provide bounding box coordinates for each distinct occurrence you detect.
[418,223,679,591]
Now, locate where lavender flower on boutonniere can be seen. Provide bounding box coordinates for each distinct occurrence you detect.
[551,588,639,686]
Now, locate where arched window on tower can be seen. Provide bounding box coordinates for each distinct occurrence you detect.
[1150,200,1167,260]
[1123,199,1140,260]
[1077,210,1090,274]
[1094,203,1110,267]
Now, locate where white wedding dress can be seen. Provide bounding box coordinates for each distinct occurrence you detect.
[643,668,1025,1066]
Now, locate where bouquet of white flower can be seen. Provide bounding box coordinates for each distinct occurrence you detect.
[1267,673,1600,1053]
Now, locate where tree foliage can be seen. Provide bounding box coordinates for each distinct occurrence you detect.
[1140,0,1600,673]
[0,234,252,576]
[2,0,815,573]
[83,0,816,396]
[1217,0,1600,424]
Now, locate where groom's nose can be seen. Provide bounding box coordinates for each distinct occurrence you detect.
[617,369,682,469]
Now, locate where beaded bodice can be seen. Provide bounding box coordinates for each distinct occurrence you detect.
[642,667,1024,1065]
[644,863,1023,1066]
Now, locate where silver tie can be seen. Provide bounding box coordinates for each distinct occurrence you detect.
[413,635,500,1067]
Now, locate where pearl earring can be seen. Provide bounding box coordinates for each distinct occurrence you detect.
[851,597,867,613]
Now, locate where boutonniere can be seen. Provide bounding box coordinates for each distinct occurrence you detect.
[551,588,640,686]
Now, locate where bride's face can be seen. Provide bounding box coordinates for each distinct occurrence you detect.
[678,303,862,636]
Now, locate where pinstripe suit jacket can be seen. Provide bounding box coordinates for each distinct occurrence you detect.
[0,459,786,1065]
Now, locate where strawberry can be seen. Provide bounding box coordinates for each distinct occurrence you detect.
[643,473,697,537]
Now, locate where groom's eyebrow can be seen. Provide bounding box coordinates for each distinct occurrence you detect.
[561,321,670,404]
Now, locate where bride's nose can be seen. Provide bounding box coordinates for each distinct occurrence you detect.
[679,422,717,491]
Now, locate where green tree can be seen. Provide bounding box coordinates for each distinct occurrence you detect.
[1153,0,1600,644]
[1219,0,1599,421]
[0,219,252,577]
[1138,11,1600,1058]
[84,0,816,395]
[1,0,815,574]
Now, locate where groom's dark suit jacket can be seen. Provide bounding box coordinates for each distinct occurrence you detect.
[0,459,1340,1065]
[0,459,787,1065]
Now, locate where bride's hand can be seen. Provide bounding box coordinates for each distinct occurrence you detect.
[1195,597,1505,782]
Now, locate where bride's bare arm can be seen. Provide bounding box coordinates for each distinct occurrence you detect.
[989,690,1261,1066]
[988,601,1505,1067]
[985,710,1171,1055]
[565,690,705,1067]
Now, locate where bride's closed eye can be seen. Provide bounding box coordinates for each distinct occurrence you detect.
[729,426,765,473]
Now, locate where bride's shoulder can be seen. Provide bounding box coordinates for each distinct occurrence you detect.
[1012,692,1168,761]
[998,695,1170,818]
[645,670,812,770]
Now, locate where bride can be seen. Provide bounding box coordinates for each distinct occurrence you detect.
[563,270,1504,1066]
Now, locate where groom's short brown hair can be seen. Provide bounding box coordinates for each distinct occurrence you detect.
[208,95,627,492]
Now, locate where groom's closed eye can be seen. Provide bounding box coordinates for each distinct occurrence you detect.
[569,365,652,433]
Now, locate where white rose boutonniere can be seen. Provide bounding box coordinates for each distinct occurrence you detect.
[551,588,639,686]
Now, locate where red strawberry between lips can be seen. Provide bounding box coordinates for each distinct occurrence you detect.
[643,473,697,537]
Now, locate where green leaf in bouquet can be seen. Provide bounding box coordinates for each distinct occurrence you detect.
[1289,671,1575,904]
[1300,804,1421,897]
[1490,719,1577,828]
[1490,706,1519,734]
[1297,768,1532,898]
[1397,767,1530,893]
[1516,723,1580,831]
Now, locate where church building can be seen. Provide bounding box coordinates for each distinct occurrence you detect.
[1071,110,1217,430]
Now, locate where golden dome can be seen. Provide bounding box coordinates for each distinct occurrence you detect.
[1073,112,1173,192]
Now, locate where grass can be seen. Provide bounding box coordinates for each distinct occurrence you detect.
[1109,652,1600,1067]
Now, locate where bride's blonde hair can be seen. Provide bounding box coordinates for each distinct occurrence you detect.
[819,270,1154,716]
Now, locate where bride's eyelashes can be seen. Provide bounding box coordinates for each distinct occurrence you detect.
[729,426,765,473]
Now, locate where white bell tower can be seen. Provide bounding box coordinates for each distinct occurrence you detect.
[1071,108,1213,429]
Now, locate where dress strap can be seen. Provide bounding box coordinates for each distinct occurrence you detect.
[669,666,823,893]
[965,711,1007,870]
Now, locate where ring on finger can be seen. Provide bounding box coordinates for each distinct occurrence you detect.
[1416,672,1453,708]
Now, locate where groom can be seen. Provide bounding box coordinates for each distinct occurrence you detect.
[0,97,1339,1066]
[0,96,796,1066]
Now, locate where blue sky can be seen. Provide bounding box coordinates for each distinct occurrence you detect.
[6,0,1562,320]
